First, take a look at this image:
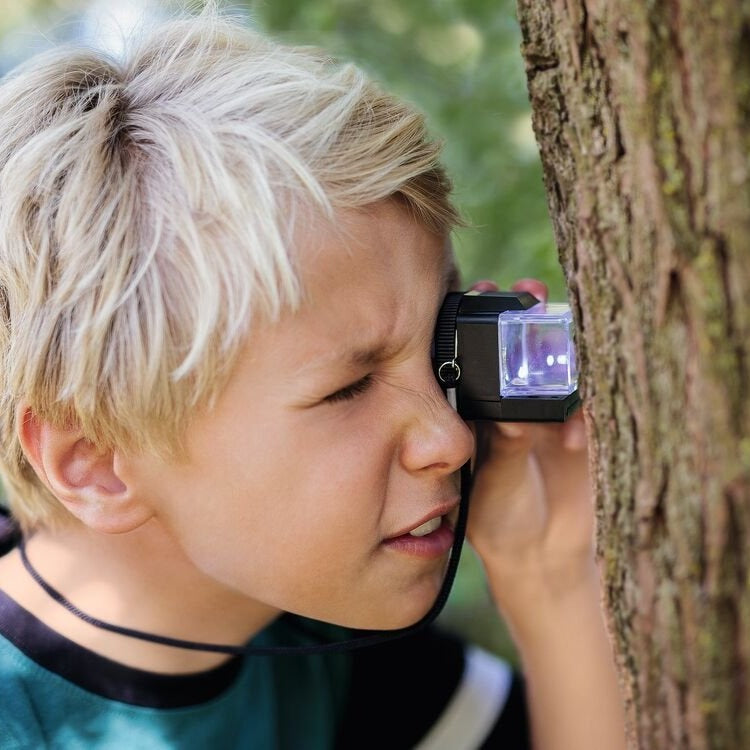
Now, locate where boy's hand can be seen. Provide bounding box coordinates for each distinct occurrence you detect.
[464,279,595,614]
[463,280,626,750]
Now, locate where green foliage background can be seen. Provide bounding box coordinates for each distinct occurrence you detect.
[1,0,562,660]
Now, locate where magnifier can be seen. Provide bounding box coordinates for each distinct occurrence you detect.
[433,291,580,422]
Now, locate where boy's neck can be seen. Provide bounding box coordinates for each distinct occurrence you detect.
[0,519,280,673]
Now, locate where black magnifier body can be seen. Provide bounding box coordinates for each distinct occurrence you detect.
[433,291,581,422]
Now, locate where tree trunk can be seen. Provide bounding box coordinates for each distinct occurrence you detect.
[514,1,750,748]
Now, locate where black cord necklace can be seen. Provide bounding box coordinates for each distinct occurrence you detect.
[19,463,472,656]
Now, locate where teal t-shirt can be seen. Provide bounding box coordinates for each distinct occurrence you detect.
[0,594,349,750]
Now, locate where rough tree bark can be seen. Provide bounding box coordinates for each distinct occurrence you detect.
[514,1,750,748]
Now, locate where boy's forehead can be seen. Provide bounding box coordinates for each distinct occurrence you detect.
[296,201,453,294]
[249,202,451,365]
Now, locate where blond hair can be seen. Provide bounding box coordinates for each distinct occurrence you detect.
[0,9,460,529]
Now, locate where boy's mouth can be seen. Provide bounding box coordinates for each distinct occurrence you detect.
[388,498,459,540]
[382,513,456,559]
[408,517,442,537]
[382,499,460,559]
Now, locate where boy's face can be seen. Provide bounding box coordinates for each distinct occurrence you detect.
[125,199,474,630]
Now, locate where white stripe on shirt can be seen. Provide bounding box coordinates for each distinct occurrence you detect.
[413,646,513,750]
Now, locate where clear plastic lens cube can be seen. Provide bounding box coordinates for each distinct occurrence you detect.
[498,303,578,397]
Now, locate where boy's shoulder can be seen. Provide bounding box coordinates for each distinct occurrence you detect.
[0,583,254,748]
[0,514,528,749]
[0,599,343,749]
[0,552,346,749]
[0,630,47,750]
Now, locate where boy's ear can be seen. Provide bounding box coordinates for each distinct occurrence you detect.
[16,405,154,533]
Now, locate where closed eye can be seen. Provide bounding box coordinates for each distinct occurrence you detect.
[324,374,374,404]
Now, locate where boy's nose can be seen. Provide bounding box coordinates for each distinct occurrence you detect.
[398,382,474,475]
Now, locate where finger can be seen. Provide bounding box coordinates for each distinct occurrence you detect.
[477,420,532,465]
[498,421,526,439]
[511,278,548,304]
[525,417,586,454]
[469,279,499,292]
[562,412,587,451]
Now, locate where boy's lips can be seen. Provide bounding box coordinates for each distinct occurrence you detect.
[385,498,460,541]
[382,516,457,560]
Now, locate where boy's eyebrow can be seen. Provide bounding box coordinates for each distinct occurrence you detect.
[329,269,454,369]
[300,261,454,376]
[342,342,401,367]
[294,322,420,379]
[302,340,401,375]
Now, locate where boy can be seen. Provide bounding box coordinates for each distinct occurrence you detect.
[0,9,625,749]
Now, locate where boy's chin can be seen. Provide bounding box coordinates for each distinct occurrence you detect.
[326,591,440,632]
[374,602,436,631]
